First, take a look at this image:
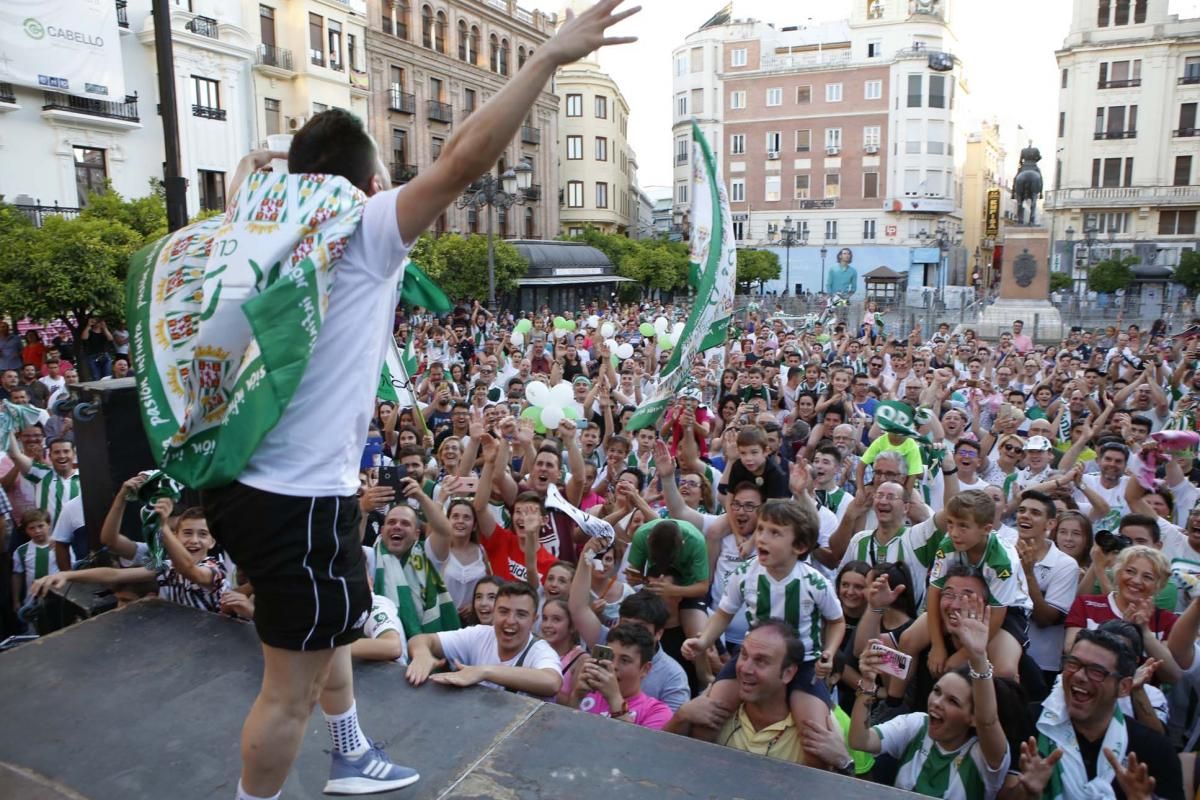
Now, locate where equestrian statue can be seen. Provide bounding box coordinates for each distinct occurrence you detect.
[1012,145,1044,226]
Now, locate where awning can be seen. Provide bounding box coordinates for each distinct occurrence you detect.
[864,265,905,280]
[517,275,636,286]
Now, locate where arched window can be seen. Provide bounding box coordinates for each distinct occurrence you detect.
[469,25,480,64]
[457,20,468,60]
[517,45,527,69]
[499,37,510,76]
[489,33,500,72]
[524,206,535,239]
[435,11,447,53]
[421,4,433,48]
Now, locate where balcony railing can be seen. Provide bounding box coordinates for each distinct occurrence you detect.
[1179,75,1200,85]
[520,125,540,145]
[43,91,139,122]
[387,89,415,114]
[1093,130,1137,139]
[1175,127,1199,137]
[12,201,81,227]
[0,83,14,104]
[675,153,688,165]
[1098,79,1141,88]
[185,15,219,39]
[116,0,129,28]
[1044,185,1200,208]
[391,164,418,185]
[427,100,452,122]
[522,184,541,201]
[310,50,325,67]
[257,44,293,71]
[192,104,226,120]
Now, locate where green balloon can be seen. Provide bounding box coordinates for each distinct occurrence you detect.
[564,320,577,332]
[515,319,533,334]
[562,406,579,420]
[639,322,656,337]
[521,404,547,434]
[553,316,567,329]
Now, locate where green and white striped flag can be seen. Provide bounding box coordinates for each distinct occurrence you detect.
[627,120,736,431]
[378,330,420,410]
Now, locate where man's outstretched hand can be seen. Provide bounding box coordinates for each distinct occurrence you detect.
[541,0,640,66]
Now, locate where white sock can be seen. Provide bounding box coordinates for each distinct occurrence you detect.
[324,701,370,758]
[236,780,280,800]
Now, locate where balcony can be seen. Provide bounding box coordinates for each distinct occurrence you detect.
[520,125,540,145]
[116,0,129,28]
[1097,79,1141,89]
[256,44,294,74]
[1175,128,1199,137]
[390,164,418,185]
[426,99,452,123]
[387,89,415,114]
[1044,185,1200,209]
[12,201,81,227]
[0,83,14,104]
[42,92,140,127]
[192,104,226,121]
[522,184,541,201]
[1093,130,1137,140]
[185,15,219,39]
[1179,75,1200,85]
[675,153,688,165]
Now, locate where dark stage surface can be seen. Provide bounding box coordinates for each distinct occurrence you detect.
[0,600,915,799]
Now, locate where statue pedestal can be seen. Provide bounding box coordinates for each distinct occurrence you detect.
[959,225,1063,341]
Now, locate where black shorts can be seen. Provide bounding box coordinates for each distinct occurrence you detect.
[201,482,371,652]
[715,653,831,705]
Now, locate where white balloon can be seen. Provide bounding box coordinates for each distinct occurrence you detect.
[510,332,524,347]
[605,338,618,353]
[672,321,686,337]
[654,316,670,334]
[549,381,575,408]
[587,315,600,328]
[525,381,550,406]
[600,322,615,339]
[616,343,634,360]
[540,405,564,430]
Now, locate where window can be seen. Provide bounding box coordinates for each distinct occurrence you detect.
[390,65,406,93]
[260,5,276,47]
[458,20,468,60]
[863,126,881,148]
[391,128,409,166]
[907,74,922,107]
[904,169,921,195]
[197,170,226,212]
[867,0,885,18]
[730,90,746,109]
[1098,0,1110,26]
[308,12,324,65]
[518,46,527,69]
[567,181,584,207]
[731,180,745,202]
[867,39,882,58]
[1175,156,1192,186]
[865,80,882,100]
[1093,157,1132,187]
[928,74,946,108]
[675,53,687,76]
[765,175,781,202]
[795,129,811,152]
[1095,105,1137,136]
[566,135,582,160]
[595,136,608,161]
[863,171,879,199]
[499,38,510,76]
[676,183,688,203]
[192,76,221,114]
[595,182,608,208]
[1180,103,1197,133]
[863,219,877,240]
[766,87,783,106]
[1135,0,1147,23]
[327,20,343,70]
[794,174,810,200]
[429,76,444,103]
[675,137,689,165]
[690,46,703,72]
[347,32,359,71]
[1058,111,1066,138]
[264,97,281,136]
[677,93,687,117]
[825,220,838,240]
[463,88,476,114]
[421,4,433,47]
[1159,209,1197,235]
[691,88,704,114]
[927,120,946,154]
[765,131,781,155]
[1185,57,1200,81]
[1061,68,1068,88]
[73,146,106,206]
[732,220,746,241]
[566,94,582,117]
[489,34,500,72]
[595,95,607,119]
[825,128,842,151]
[825,83,843,102]
[730,134,746,155]
[468,25,480,64]
[731,47,747,67]
[824,173,840,199]
[796,85,811,104]
[1114,0,1130,25]
[430,136,443,161]
[568,226,584,238]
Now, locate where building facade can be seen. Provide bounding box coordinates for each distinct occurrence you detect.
[363,0,559,239]
[1048,0,1200,300]
[556,58,636,236]
[961,120,1010,292]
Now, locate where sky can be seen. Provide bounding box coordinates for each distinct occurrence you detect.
[581,0,1200,198]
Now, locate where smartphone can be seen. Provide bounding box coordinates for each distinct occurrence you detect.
[378,464,409,490]
[591,644,615,664]
[869,640,912,680]
[966,379,979,388]
[455,477,479,494]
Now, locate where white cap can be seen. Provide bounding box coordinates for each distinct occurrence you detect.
[1024,435,1053,451]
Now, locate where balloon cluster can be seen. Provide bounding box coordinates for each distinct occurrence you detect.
[638,316,686,350]
[522,380,579,433]
[510,318,533,347]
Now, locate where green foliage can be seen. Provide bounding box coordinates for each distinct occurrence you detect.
[1087,255,1138,295]
[1049,271,1074,293]
[562,226,690,299]
[79,183,168,241]
[735,249,782,293]
[420,233,528,302]
[1173,250,1200,294]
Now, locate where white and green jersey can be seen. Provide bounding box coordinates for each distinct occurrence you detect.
[1161,522,1200,611]
[815,487,853,522]
[874,713,1009,800]
[23,466,80,526]
[717,556,843,660]
[929,532,1032,612]
[12,541,58,595]
[840,518,943,607]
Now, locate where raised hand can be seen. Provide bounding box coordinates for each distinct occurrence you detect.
[867,573,905,610]
[1104,749,1156,800]
[1131,657,1161,692]
[653,440,675,478]
[789,458,813,499]
[1018,737,1064,797]
[956,593,991,661]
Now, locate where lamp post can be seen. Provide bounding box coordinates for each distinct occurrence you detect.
[779,216,808,296]
[456,160,533,312]
[917,220,963,309]
[819,244,829,295]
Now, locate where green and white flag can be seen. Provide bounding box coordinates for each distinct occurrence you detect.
[127,171,367,489]
[627,121,736,431]
[378,330,421,411]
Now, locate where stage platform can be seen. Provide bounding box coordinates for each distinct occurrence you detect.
[0,600,911,799]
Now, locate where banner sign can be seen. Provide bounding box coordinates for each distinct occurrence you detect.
[0,0,125,100]
[985,188,1000,238]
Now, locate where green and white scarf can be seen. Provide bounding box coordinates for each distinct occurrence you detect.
[131,470,185,568]
[1,400,49,442]
[373,539,460,639]
[1036,680,1127,800]
[127,172,366,489]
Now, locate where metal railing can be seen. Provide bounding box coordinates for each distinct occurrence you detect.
[42,92,139,122]
[1179,75,1200,85]
[116,0,128,28]
[257,44,293,71]
[185,15,218,38]
[387,89,415,114]
[1098,78,1141,88]
[675,153,688,165]
[0,83,14,103]
[1045,185,1200,208]
[11,202,81,227]
[192,104,226,120]
[520,125,540,144]
[1093,130,1137,139]
[426,99,452,122]
[1175,128,1199,137]
[390,163,418,185]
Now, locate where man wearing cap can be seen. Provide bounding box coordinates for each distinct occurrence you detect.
[1012,435,1058,503]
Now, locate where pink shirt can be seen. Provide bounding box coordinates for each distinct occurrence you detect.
[1012,333,1033,353]
[579,691,672,730]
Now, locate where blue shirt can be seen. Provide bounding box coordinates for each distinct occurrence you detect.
[826,266,858,295]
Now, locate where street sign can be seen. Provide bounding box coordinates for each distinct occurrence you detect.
[985,189,1000,238]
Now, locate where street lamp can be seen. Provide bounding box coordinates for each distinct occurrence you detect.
[779,216,808,296]
[819,244,829,295]
[456,160,534,312]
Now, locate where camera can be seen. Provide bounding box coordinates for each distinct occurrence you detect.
[1095,529,1133,555]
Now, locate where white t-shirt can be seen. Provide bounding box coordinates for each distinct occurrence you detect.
[436,624,562,694]
[1074,474,1129,533]
[51,494,86,554]
[1025,541,1081,671]
[1170,478,1199,529]
[240,187,412,496]
[364,594,408,664]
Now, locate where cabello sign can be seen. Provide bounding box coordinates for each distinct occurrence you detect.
[0,0,125,100]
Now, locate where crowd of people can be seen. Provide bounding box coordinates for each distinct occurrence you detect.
[5,288,1200,799]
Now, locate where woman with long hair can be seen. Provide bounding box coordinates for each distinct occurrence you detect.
[1052,510,1093,578]
[424,496,489,617]
[540,597,586,705]
[461,575,501,627]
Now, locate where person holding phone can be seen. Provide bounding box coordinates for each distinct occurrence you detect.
[567,624,672,729]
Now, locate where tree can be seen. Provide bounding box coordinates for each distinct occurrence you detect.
[420,233,527,302]
[619,241,689,299]
[1088,255,1138,295]
[736,249,781,294]
[1173,249,1200,295]
[1049,271,1074,293]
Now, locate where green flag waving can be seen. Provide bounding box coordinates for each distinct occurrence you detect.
[400,260,452,313]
